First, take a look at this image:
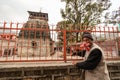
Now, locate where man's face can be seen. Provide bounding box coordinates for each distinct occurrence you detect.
[82,37,93,47]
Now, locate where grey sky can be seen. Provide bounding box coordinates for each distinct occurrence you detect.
[0,0,65,25]
[0,0,119,25]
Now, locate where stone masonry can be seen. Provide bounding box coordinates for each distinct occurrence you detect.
[0,61,120,80]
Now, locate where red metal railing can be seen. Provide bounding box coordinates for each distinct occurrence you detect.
[0,22,120,62]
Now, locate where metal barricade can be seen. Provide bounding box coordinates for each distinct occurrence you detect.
[0,22,120,62]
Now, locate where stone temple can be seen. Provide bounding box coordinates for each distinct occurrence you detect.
[18,11,52,57]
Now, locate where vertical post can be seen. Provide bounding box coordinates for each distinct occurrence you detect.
[2,22,6,57]
[118,24,120,31]
[116,27,120,56]
[63,30,67,62]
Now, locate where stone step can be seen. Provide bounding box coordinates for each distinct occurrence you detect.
[107,62,120,80]
[110,77,120,80]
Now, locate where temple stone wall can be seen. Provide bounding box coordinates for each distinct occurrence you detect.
[18,38,51,57]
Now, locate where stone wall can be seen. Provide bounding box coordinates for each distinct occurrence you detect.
[18,38,51,57]
[0,64,79,80]
[107,62,120,80]
[0,62,120,80]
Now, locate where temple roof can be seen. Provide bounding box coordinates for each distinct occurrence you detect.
[28,11,48,16]
[27,11,48,21]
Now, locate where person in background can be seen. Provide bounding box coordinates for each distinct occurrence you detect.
[72,32,110,80]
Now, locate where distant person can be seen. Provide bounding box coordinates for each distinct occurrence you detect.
[72,32,110,80]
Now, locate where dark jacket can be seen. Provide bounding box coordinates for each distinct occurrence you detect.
[73,48,102,70]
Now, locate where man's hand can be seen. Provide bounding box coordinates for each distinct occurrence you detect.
[72,61,77,65]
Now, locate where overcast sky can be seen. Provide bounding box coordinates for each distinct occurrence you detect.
[0,0,119,25]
